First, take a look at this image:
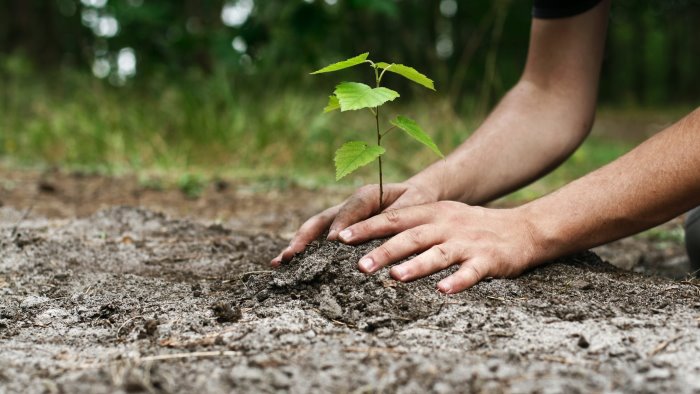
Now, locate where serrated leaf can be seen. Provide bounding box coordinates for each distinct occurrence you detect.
[376,62,435,91]
[311,53,369,74]
[323,95,340,113]
[334,82,400,111]
[390,115,443,158]
[334,141,385,180]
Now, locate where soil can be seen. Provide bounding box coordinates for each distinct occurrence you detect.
[1,168,700,393]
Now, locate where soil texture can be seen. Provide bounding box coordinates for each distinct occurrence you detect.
[2,206,699,393]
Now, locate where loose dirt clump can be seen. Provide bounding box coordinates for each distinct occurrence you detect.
[242,236,443,331]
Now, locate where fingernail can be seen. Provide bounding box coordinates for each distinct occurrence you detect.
[359,257,375,272]
[391,266,406,280]
[327,229,337,239]
[437,281,452,293]
[338,229,352,242]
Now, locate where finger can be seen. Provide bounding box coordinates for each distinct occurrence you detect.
[339,204,435,244]
[383,188,428,212]
[357,225,442,273]
[273,205,340,264]
[390,243,457,282]
[328,186,379,239]
[437,259,490,294]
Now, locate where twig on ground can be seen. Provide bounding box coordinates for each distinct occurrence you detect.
[79,350,243,370]
[116,315,145,340]
[648,334,683,357]
[344,346,405,354]
[238,270,274,279]
[485,295,528,303]
[140,350,241,362]
[539,355,575,365]
[10,203,34,237]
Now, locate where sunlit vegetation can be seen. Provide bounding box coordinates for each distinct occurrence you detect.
[1,0,698,200]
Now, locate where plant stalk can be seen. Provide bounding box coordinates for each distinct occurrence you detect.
[376,105,383,210]
[373,65,383,210]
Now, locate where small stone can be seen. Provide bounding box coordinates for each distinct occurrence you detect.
[319,296,343,320]
[143,319,159,336]
[21,295,50,309]
[647,368,672,381]
[211,301,242,323]
[192,283,203,298]
[570,279,593,290]
[577,335,590,348]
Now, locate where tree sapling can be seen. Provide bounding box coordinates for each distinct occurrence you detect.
[311,52,444,208]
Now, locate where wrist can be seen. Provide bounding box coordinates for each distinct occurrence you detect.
[407,162,476,203]
[405,172,443,202]
[514,201,568,265]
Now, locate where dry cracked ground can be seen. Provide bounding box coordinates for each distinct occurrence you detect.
[1,169,699,393]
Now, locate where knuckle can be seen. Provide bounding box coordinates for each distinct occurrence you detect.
[383,209,401,224]
[432,244,451,266]
[404,228,424,246]
[436,200,459,210]
[357,184,376,194]
[376,244,394,262]
[464,264,483,282]
[356,185,377,200]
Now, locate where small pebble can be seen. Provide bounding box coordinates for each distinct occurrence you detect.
[577,335,590,348]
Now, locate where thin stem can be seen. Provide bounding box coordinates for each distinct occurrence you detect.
[381,125,397,138]
[376,106,383,210]
[374,65,383,209]
[377,63,394,86]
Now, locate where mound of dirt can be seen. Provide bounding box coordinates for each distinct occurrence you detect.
[242,236,444,331]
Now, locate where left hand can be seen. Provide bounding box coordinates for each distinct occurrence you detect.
[336,201,542,294]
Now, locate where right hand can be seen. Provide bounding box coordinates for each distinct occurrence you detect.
[270,181,438,266]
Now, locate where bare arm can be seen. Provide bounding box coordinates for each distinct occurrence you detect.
[273,1,611,265]
[410,0,610,204]
[525,108,700,261]
[339,106,700,294]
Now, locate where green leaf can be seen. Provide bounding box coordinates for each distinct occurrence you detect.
[323,95,340,113]
[333,82,400,111]
[390,115,444,158]
[334,141,385,181]
[311,53,369,74]
[376,62,435,91]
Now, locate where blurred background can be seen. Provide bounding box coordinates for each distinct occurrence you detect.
[0,0,699,200]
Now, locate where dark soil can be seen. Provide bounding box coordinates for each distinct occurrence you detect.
[2,204,700,393]
[1,167,699,392]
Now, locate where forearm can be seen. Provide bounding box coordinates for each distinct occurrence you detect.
[407,1,609,205]
[523,107,700,262]
[408,80,595,204]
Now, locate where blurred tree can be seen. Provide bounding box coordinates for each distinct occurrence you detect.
[0,0,698,105]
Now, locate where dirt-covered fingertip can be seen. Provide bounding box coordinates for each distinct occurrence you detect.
[270,253,283,267]
[436,280,453,294]
[326,229,338,240]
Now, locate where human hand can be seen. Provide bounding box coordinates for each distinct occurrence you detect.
[335,201,542,293]
[270,181,438,266]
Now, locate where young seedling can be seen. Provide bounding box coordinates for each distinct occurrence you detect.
[311,52,444,208]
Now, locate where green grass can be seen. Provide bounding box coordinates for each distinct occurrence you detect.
[0,58,472,187]
[504,136,633,203]
[0,57,672,202]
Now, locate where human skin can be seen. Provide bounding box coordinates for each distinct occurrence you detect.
[272,0,700,293]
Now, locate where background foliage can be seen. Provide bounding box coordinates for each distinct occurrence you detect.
[1,0,698,195]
